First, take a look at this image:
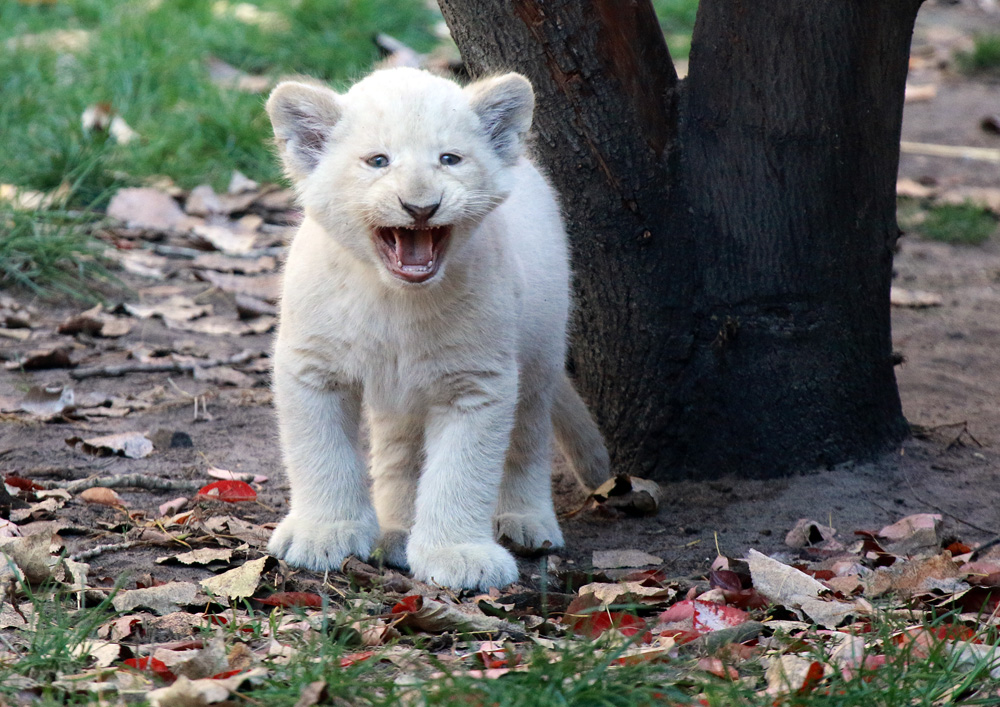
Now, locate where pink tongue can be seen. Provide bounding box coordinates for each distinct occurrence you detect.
[395,228,434,267]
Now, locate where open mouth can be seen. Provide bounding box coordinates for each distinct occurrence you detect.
[373,226,451,283]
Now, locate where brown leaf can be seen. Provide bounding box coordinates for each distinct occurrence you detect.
[107,188,188,231]
[5,346,74,371]
[189,220,259,254]
[590,474,662,517]
[78,487,126,507]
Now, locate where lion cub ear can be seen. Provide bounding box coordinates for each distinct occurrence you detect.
[266,81,344,181]
[465,73,534,166]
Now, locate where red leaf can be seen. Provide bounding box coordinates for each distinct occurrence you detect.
[691,601,749,632]
[340,650,375,668]
[4,475,44,492]
[123,656,176,682]
[391,595,423,614]
[210,669,243,680]
[257,592,323,608]
[567,609,649,641]
[697,656,738,680]
[947,541,972,555]
[658,600,696,624]
[797,661,826,695]
[196,480,257,503]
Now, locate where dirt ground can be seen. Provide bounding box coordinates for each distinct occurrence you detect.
[1,1,999,589]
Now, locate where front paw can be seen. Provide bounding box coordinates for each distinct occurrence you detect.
[268,513,377,572]
[407,540,518,590]
[494,512,564,553]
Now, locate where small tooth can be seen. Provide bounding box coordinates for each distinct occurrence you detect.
[427,260,433,266]
[397,260,402,267]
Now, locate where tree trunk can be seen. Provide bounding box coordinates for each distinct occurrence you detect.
[437,0,918,479]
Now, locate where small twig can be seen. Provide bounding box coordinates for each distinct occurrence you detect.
[47,474,201,494]
[69,350,257,380]
[70,541,140,562]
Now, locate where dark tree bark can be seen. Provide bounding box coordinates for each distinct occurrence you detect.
[437,0,918,479]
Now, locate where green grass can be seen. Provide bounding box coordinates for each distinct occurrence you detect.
[653,0,699,60]
[0,0,438,201]
[4,581,1000,707]
[920,203,998,245]
[0,203,117,302]
[957,34,1000,74]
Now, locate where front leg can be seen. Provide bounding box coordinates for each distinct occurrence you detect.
[407,369,520,590]
[369,411,423,569]
[268,361,377,571]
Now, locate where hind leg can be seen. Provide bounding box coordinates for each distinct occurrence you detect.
[494,385,563,551]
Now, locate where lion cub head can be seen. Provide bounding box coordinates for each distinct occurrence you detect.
[266,68,534,286]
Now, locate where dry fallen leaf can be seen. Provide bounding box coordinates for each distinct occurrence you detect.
[107,188,188,231]
[200,556,272,600]
[748,549,863,629]
[0,532,59,584]
[765,655,830,696]
[904,83,937,103]
[590,475,663,516]
[5,346,74,371]
[19,385,75,417]
[67,432,153,459]
[785,518,838,549]
[78,487,126,507]
[890,287,942,308]
[124,296,212,322]
[592,549,663,569]
[112,582,200,616]
[194,270,281,302]
[147,669,267,707]
[157,548,233,567]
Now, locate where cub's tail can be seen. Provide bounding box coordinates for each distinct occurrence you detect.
[551,373,611,491]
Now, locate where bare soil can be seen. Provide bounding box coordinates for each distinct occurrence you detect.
[1,1,999,589]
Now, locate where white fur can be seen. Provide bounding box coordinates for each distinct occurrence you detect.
[266,68,609,590]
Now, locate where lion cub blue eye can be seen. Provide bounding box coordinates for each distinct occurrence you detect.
[439,153,462,166]
[366,154,390,168]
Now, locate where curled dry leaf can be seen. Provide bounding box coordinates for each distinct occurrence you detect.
[0,532,59,584]
[577,581,675,606]
[67,432,153,459]
[159,497,188,517]
[20,385,75,417]
[5,346,74,371]
[890,287,943,308]
[124,296,212,322]
[78,487,126,507]
[589,474,663,517]
[785,518,838,549]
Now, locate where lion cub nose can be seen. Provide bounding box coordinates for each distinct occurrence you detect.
[399,200,440,226]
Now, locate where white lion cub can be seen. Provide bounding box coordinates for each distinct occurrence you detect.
[265,67,609,590]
